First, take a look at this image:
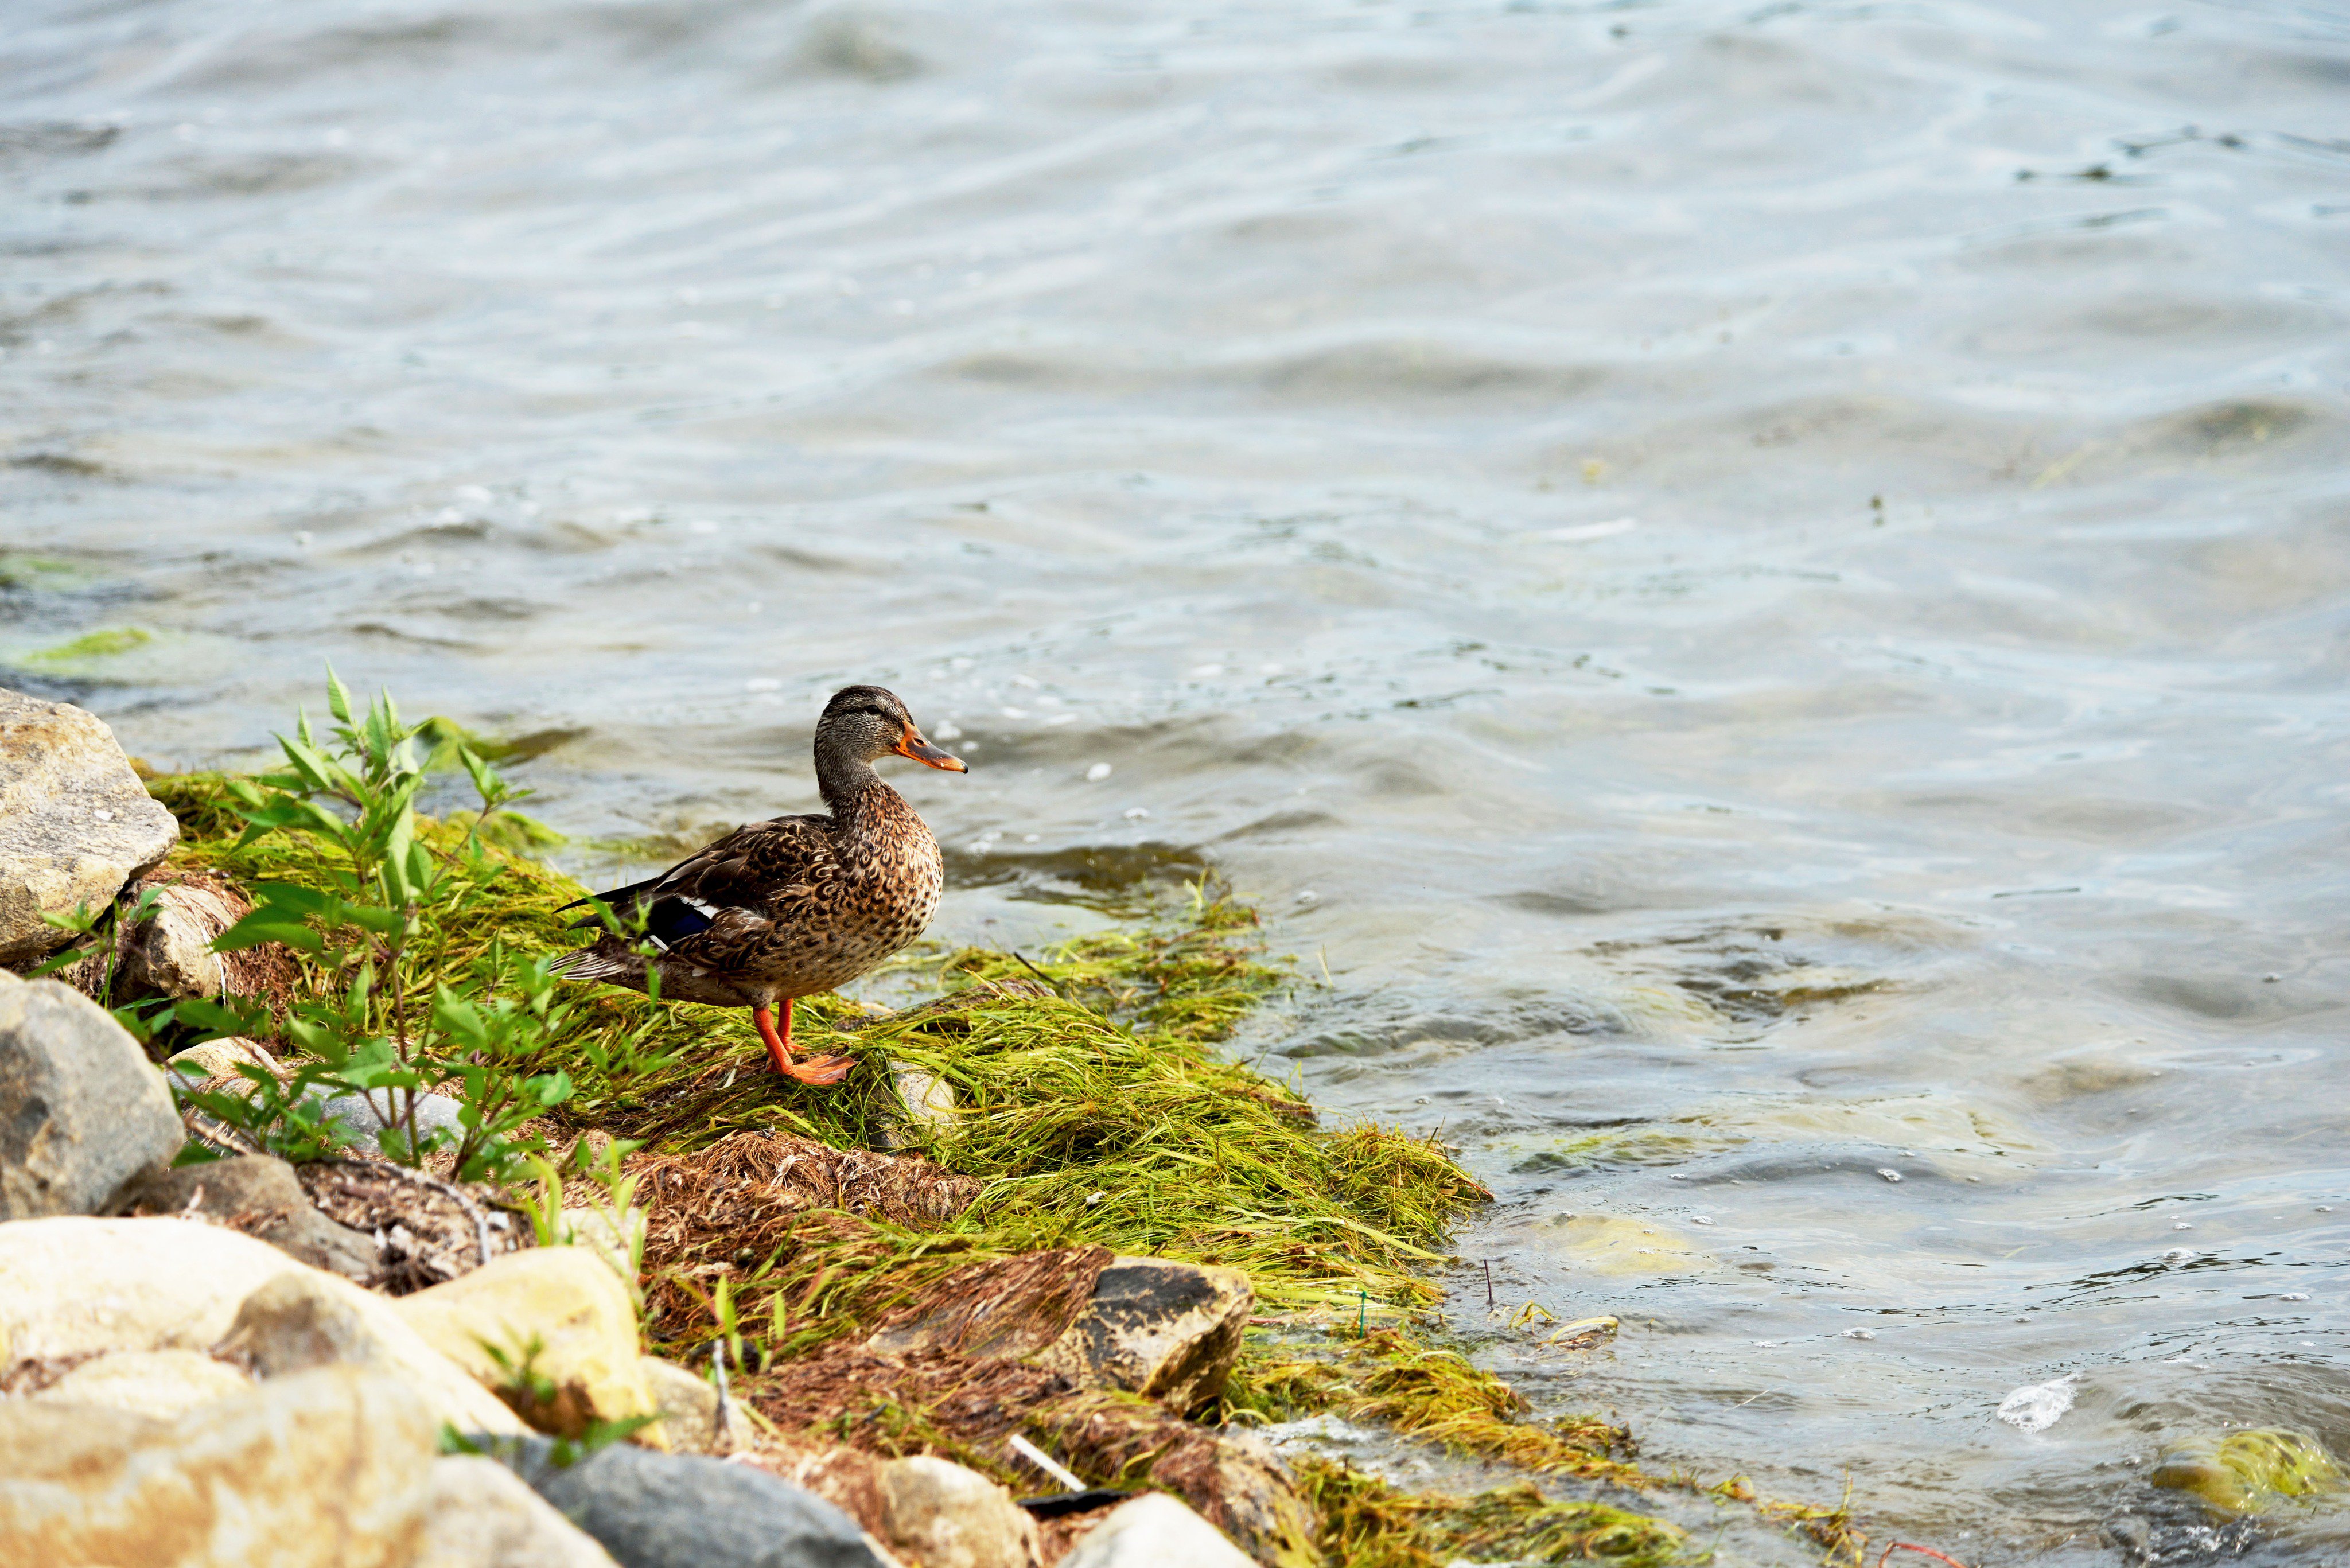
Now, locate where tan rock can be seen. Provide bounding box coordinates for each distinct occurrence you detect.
[0,689,178,967]
[165,1035,286,1086]
[395,1246,662,1445]
[0,1365,436,1568]
[640,1355,719,1453]
[0,1216,522,1434]
[1060,1492,1255,1568]
[877,1455,1041,1568]
[408,1455,621,1568]
[30,1348,253,1419]
[214,1270,522,1434]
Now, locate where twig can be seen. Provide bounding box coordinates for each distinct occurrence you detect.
[1010,950,1063,997]
[711,1340,737,1449]
[1008,1433,1083,1491]
[1879,1546,1970,1568]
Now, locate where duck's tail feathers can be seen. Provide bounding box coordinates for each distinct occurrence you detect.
[548,939,648,987]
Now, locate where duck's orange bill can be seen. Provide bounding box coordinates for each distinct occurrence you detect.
[894,729,968,772]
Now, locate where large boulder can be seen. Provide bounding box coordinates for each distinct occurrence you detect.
[396,1247,663,1445]
[0,1215,523,1434]
[0,1365,438,1568]
[1060,1493,1255,1568]
[126,1154,380,1280]
[0,974,184,1219]
[0,688,178,967]
[28,1348,255,1420]
[478,1434,897,1568]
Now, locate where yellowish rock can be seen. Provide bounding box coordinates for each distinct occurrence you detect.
[1535,1213,1710,1276]
[32,1349,252,1419]
[396,1246,662,1445]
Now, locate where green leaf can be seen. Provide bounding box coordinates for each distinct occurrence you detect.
[212,916,323,955]
[325,667,353,725]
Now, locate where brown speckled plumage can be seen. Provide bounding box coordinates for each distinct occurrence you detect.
[552,686,965,1083]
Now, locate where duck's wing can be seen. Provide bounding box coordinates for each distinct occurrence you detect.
[561,813,836,952]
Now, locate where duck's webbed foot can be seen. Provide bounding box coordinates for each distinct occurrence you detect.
[753,1001,857,1087]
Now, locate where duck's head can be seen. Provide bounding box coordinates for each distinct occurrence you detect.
[818,684,967,773]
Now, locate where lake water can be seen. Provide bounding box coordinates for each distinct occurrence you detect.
[6,0,2349,1558]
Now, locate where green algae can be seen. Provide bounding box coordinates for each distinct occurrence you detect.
[23,625,153,664]
[2151,1428,2344,1518]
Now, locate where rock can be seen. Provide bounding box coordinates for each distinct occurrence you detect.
[880,1063,956,1149]
[411,1456,622,1568]
[315,1086,469,1144]
[214,1268,524,1434]
[29,1347,254,1419]
[0,688,178,967]
[166,1035,287,1086]
[640,1355,719,1454]
[0,1215,522,1433]
[0,1365,437,1568]
[478,1434,897,1568]
[1060,1493,1254,1568]
[1034,1257,1252,1414]
[124,1154,380,1280]
[0,978,184,1219]
[396,1247,663,1445]
[867,1248,1251,1413]
[876,1456,1040,1568]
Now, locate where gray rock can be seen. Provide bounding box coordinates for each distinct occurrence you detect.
[412,1455,621,1568]
[126,1154,380,1280]
[476,1434,894,1568]
[0,976,184,1219]
[314,1087,468,1144]
[1034,1256,1253,1413]
[0,688,178,967]
[878,1062,955,1150]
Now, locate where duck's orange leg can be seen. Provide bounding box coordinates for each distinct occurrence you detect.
[753,1000,854,1085]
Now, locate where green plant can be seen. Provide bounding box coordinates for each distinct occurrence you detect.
[180,672,613,1177]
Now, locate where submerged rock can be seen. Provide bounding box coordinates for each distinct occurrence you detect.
[396,1247,663,1445]
[124,1154,380,1280]
[0,688,178,967]
[2151,1427,2344,1517]
[0,974,183,1220]
[0,1365,438,1568]
[477,1434,896,1568]
[1060,1492,1255,1568]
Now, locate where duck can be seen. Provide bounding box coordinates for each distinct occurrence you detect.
[551,684,966,1084]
